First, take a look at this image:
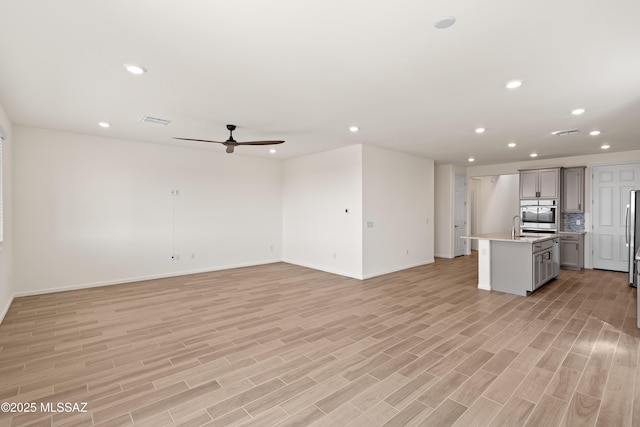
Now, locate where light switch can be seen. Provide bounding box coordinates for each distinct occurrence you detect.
[367,221,374,228]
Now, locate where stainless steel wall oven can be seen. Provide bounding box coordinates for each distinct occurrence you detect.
[520,199,558,233]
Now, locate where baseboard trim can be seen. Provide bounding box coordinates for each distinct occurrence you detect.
[362,259,435,279]
[0,294,15,325]
[280,259,363,280]
[434,252,455,259]
[14,259,282,297]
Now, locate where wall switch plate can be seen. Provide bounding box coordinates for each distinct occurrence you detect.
[576,219,581,225]
[367,221,374,228]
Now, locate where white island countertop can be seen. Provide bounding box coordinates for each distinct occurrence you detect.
[463,233,560,243]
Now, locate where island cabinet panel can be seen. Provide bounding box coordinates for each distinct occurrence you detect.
[490,237,559,296]
[561,167,585,213]
[519,168,560,200]
[491,242,533,296]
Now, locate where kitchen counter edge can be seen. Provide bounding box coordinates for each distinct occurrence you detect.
[462,233,560,243]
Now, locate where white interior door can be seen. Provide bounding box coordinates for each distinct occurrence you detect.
[454,174,467,256]
[592,163,640,271]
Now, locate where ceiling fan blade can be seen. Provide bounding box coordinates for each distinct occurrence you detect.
[236,140,285,146]
[226,145,235,154]
[173,137,225,144]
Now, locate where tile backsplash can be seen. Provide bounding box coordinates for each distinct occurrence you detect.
[561,212,585,232]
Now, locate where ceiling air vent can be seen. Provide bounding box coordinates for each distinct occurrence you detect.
[551,129,579,136]
[140,115,171,126]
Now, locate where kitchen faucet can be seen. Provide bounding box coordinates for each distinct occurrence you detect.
[512,215,522,238]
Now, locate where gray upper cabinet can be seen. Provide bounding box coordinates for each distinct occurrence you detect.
[562,167,585,213]
[519,168,560,199]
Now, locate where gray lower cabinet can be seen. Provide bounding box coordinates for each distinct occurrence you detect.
[560,233,584,270]
[491,237,560,296]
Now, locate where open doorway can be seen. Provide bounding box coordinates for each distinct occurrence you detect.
[468,175,520,247]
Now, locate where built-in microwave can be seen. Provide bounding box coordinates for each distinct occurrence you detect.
[520,199,558,232]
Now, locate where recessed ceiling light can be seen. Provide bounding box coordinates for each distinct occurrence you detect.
[571,108,586,116]
[530,153,538,158]
[505,80,522,89]
[269,149,277,154]
[349,126,359,132]
[589,130,601,136]
[98,122,111,128]
[508,142,517,148]
[475,127,485,134]
[434,16,456,29]
[468,157,475,162]
[601,144,610,150]
[124,64,147,75]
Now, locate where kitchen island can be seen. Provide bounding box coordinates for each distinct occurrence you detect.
[464,233,560,296]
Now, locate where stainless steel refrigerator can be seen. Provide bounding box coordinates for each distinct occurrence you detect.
[628,190,640,288]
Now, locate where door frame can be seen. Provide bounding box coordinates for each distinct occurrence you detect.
[454,173,467,257]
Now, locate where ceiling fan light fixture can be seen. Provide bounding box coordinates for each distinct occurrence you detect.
[269,149,277,154]
[174,124,284,154]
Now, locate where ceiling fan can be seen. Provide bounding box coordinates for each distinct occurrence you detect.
[174,124,284,153]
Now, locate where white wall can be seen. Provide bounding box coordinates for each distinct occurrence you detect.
[474,175,520,235]
[0,102,13,323]
[282,145,363,278]
[13,126,283,295]
[362,145,434,278]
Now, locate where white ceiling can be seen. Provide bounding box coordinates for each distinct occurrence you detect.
[1,0,639,166]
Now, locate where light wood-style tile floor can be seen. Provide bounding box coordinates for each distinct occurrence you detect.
[0,254,638,426]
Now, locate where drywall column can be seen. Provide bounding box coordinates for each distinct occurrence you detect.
[0,101,13,323]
